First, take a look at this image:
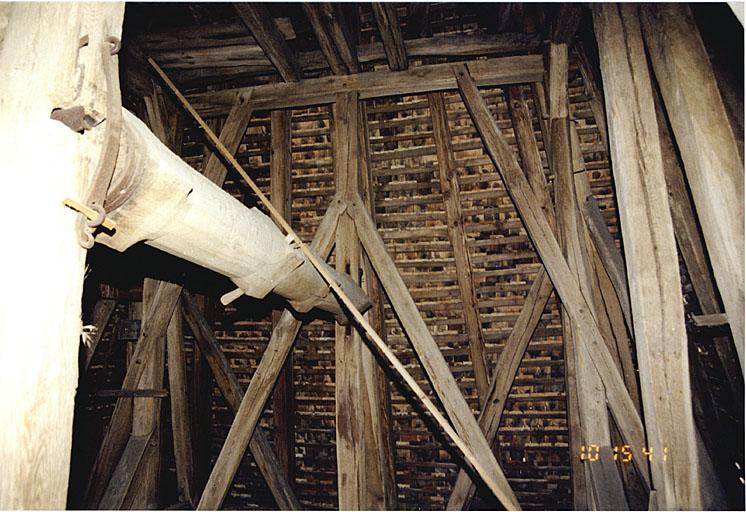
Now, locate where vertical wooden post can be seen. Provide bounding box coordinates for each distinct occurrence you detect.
[641,4,744,373]
[593,4,702,508]
[270,109,296,488]
[0,4,123,508]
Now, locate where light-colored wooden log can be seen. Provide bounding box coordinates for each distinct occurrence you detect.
[188,55,544,113]
[302,2,359,75]
[641,3,744,373]
[194,200,345,510]
[350,201,520,511]
[453,63,651,486]
[429,91,489,405]
[84,299,117,371]
[166,298,194,506]
[270,108,296,488]
[0,4,123,508]
[372,3,408,71]
[182,290,301,511]
[594,4,702,508]
[234,3,301,82]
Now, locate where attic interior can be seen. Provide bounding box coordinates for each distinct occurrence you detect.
[0,2,743,511]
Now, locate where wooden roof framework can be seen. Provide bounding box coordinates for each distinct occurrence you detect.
[69,3,743,511]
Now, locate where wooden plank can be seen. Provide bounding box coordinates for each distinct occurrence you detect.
[188,55,544,113]
[446,270,554,510]
[195,200,345,510]
[641,4,744,373]
[182,290,301,511]
[593,4,701,508]
[234,3,302,82]
[429,91,489,405]
[302,2,359,75]
[190,296,214,501]
[83,281,181,508]
[453,63,651,486]
[574,43,608,152]
[166,298,194,506]
[84,298,117,371]
[350,202,520,511]
[270,108,295,489]
[372,3,408,71]
[98,432,154,510]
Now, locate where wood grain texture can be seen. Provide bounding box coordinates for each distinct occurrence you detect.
[372,3,408,71]
[429,92,489,405]
[188,55,544,113]
[84,299,117,371]
[641,3,744,373]
[202,91,254,185]
[302,2,359,75]
[234,3,301,82]
[594,4,701,508]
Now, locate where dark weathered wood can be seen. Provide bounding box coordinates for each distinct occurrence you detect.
[83,281,181,508]
[234,3,301,82]
[166,299,194,506]
[574,43,608,152]
[350,201,520,511]
[98,432,154,510]
[269,108,295,488]
[454,63,650,486]
[202,92,254,185]
[446,270,554,510]
[641,4,744,372]
[302,2,359,75]
[372,3,408,71]
[84,298,117,371]
[551,4,583,44]
[182,290,301,511]
[594,4,701,508]
[96,389,168,398]
[195,199,345,510]
[188,55,544,113]
[190,298,213,501]
[428,92,489,405]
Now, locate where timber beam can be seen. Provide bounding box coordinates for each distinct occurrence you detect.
[302,2,360,75]
[372,3,408,71]
[187,55,544,114]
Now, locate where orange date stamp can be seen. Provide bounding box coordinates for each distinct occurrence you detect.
[580,445,669,462]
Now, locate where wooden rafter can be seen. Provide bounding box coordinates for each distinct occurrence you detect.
[453,63,651,487]
[234,3,302,82]
[428,91,489,405]
[593,4,701,508]
[302,2,360,75]
[188,55,544,114]
[372,3,408,71]
[84,298,117,372]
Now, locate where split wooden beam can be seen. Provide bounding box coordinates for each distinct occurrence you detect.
[453,64,651,487]
[428,91,489,406]
[166,297,194,506]
[372,3,408,71]
[641,3,744,373]
[269,108,296,488]
[302,2,360,75]
[234,3,302,82]
[195,200,345,510]
[593,4,702,508]
[188,55,544,114]
[182,290,301,511]
[84,298,117,371]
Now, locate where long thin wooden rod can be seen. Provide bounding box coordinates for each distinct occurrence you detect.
[149,58,520,511]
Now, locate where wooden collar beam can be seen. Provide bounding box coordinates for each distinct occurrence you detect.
[186,54,544,114]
